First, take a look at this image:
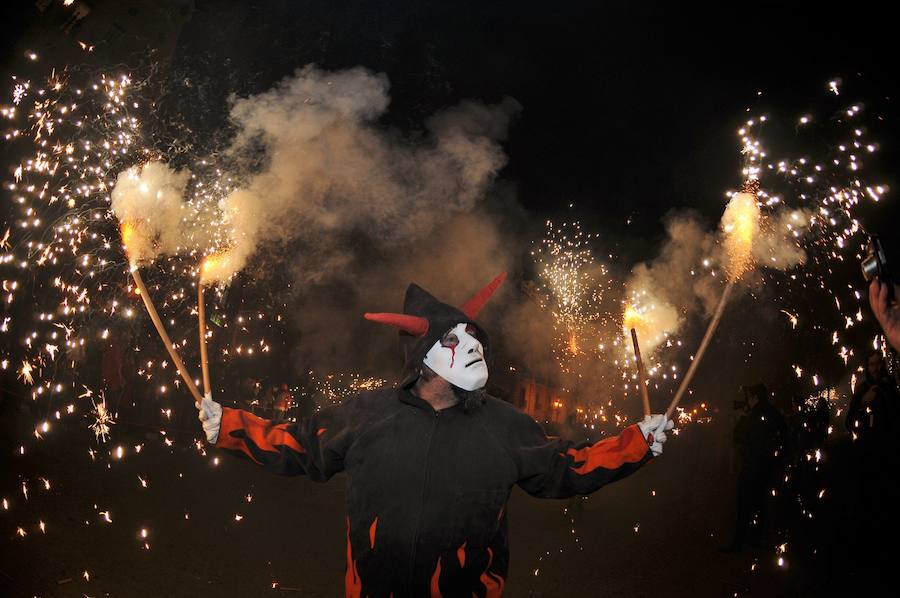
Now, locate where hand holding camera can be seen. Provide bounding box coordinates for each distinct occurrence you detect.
[863,236,900,350]
[869,278,900,350]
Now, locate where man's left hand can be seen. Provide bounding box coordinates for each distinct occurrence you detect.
[638,414,674,457]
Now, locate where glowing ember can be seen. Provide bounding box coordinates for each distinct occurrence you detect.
[120,220,137,265]
[622,305,642,331]
[89,397,115,443]
[200,251,235,285]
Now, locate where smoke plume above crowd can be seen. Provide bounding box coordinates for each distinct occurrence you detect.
[109,65,523,375]
[110,162,195,265]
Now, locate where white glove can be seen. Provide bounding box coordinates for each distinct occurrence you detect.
[637,414,674,457]
[196,392,223,444]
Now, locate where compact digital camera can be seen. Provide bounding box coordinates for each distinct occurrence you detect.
[861,235,894,301]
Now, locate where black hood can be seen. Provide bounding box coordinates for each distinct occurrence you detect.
[364,273,506,389]
[397,283,492,389]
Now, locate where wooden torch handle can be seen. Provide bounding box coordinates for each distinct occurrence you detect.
[198,283,211,398]
[131,267,203,404]
[630,327,652,418]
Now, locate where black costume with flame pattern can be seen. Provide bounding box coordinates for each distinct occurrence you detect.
[216,275,653,597]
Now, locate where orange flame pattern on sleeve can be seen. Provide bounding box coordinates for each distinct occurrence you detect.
[456,541,467,568]
[216,408,304,464]
[565,424,649,475]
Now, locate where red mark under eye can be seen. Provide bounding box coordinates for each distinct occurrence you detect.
[440,332,459,367]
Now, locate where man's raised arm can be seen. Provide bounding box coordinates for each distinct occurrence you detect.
[512,414,671,499]
[197,393,354,479]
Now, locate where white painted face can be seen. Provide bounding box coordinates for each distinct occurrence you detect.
[423,323,488,391]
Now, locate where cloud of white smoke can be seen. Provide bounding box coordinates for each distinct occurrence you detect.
[625,201,811,354]
[110,161,193,266]
[213,65,519,284]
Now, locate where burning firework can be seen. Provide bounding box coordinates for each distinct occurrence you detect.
[664,180,762,419]
[533,220,608,367]
[721,181,762,283]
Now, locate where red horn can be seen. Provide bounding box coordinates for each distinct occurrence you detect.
[364,313,429,336]
[460,272,507,319]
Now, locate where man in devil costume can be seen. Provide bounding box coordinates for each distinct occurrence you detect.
[196,273,672,597]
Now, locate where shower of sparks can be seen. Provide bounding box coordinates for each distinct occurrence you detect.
[528,219,703,426]
[0,57,317,566]
[533,220,609,368]
[0,61,267,419]
[89,396,115,442]
[806,386,841,410]
[308,371,387,408]
[18,359,34,384]
[734,99,888,386]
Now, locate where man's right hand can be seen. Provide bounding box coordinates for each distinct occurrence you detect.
[196,393,223,444]
[869,277,900,350]
[638,414,673,457]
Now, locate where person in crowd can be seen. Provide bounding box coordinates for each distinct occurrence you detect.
[723,383,789,552]
[274,383,293,422]
[845,350,898,452]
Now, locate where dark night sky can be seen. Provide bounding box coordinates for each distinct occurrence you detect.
[164,1,900,249]
[4,1,898,245]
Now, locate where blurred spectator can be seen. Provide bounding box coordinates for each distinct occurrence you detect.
[842,348,900,588]
[238,376,260,411]
[274,383,292,422]
[723,383,789,552]
[845,350,898,454]
[255,384,276,418]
